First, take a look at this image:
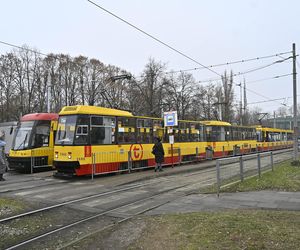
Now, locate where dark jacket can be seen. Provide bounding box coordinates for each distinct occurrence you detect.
[0,140,7,174]
[152,140,165,163]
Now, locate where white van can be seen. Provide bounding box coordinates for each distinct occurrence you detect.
[0,121,18,155]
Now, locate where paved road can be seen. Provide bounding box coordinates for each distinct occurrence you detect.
[146,191,300,215]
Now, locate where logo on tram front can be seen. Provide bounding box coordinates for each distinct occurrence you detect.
[129,144,144,160]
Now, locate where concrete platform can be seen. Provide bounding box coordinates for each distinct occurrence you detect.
[146,191,300,215]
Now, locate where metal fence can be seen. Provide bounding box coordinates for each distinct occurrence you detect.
[30,148,54,174]
[88,145,293,179]
[90,148,182,179]
[216,148,294,196]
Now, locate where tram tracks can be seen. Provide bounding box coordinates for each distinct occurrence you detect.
[1,165,218,224]
[1,149,292,249]
[1,174,215,250]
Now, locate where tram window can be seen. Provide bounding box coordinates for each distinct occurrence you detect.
[232,127,241,141]
[118,117,136,143]
[75,116,90,145]
[137,119,152,143]
[76,125,88,135]
[91,116,103,126]
[206,126,212,142]
[91,116,115,145]
[153,120,164,141]
[199,124,206,142]
[220,127,225,141]
[178,129,188,142]
[211,126,222,141]
[144,119,152,127]
[137,119,144,128]
[75,125,88,145]
[190,123,199,142]
[225,127,231,141]
[32,121,50,148]
[251,129,257,140]
[176,122,189,142]
[179,122,186,129]
[256,131,262,142]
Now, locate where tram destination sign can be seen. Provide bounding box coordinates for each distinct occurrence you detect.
[164,111,178,127]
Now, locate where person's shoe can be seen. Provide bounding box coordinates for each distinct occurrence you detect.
[154,168,157,172]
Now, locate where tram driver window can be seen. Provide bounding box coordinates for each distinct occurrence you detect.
[74,116,90,145]
[75,125,88,145]
[32,122,50,148]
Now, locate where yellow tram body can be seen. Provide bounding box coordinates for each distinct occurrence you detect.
[53,105,294,176]
[202,120,258,157]
[255,126,293,150]
[53,105,207,176]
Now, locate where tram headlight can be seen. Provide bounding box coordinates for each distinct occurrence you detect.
[55,151,58,158]
[68,152,72,159]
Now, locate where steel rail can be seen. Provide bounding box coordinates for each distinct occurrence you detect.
[5,178,214,250]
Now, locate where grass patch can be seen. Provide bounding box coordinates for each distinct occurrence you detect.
[223,160,300,193]
[0,197,25,217]
[130,210,300,250]
[200,160,300,193]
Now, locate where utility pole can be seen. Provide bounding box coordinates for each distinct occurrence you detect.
[292,43,299,162]
[243,79,248,124]
[47,71,51,113]
[237,83,243,125]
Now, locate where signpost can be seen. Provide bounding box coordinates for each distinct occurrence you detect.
[164,111,178,168]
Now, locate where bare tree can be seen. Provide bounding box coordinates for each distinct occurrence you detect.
[164,72,195,120]
[133,58,166,117]
[0,53,18,121]
[215,70,235,122]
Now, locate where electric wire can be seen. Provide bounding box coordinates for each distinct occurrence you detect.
[0,40,48,57]
[246,73,292,85]
[166,51,292,74]
[87,0,222,77]
[197,58,292,84]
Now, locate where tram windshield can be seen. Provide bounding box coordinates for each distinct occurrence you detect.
[12,121,34,150]
[55,115,115,146]
[12,120,51,150]
[55,115,77,145]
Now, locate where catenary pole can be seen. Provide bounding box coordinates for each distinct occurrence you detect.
[47,71,51,113]
[292,43,298,161]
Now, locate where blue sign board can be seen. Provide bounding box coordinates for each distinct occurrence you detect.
[164,111,178,127]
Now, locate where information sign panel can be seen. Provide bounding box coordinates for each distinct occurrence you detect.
[164,111,178,127]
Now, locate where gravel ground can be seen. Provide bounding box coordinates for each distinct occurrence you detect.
[65,217,149,250]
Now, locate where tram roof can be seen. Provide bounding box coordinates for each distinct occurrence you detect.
[255,126,293,133]
[201,120,232,126]
[21,113,59,121]
[59,105,133,117]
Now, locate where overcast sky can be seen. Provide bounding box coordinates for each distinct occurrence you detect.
[0,0,299,114]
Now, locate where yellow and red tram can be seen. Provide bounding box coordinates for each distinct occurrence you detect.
[255,126,293,150]
[202,120,258,157]
[8,113,58,172]
[53,105,294,177]
[53,105,207,176]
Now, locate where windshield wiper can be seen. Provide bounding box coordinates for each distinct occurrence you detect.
[16,133,28,150]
